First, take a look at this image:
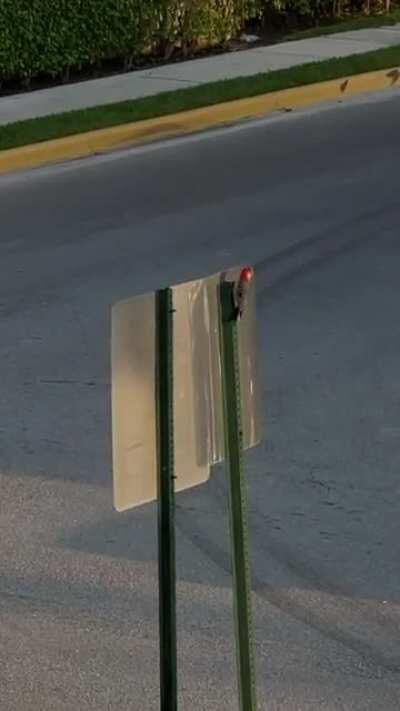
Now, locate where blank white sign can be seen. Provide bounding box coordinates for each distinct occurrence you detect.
[112,270,260,512]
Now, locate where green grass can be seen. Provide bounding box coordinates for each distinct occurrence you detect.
[285,7,400,41]
[1,44,400,152]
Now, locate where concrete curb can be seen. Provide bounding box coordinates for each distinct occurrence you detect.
[0,67,399,175]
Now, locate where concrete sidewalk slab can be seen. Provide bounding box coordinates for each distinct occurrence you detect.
[143,51,308,83]
[0,23,399,127]
[335,28,400,44]
[264,37,384,57]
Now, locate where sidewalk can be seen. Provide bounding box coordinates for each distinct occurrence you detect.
[1,25,400,127]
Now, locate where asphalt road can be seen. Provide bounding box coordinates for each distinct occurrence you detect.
[1,90,400,711]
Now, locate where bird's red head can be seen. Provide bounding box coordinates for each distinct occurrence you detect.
[239,266,254,284]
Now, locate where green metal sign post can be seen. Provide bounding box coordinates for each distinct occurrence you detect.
[156,287,178,711]
[219,277,258,711]
[113,268,259,711]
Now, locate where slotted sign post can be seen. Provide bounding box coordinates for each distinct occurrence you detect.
[219,272,257,711]
[156,287,178,711]
[112,267,261,711]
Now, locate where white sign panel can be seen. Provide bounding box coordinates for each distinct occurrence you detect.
[112,270,260,512]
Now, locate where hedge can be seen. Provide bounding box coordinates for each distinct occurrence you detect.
[0,0,262,83]
[0,0,394,85]
[271,0,392,20]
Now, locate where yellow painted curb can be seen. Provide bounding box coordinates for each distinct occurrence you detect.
[0,66,399,175]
